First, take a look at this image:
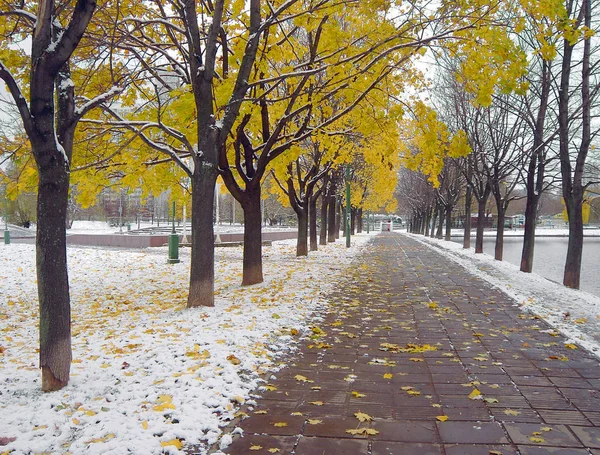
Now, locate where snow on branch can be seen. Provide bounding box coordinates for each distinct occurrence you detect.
[74,86,123,119]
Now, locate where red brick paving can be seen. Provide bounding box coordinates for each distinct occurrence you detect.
[208,233,600,454]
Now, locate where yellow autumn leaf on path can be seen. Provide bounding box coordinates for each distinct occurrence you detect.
[307,419,323,425]
[86,433,115,444]
[250,445,263,450]
[565,343,578,349]
[273,422,287,427]
[383,373,393,379]
[503,409,520,416]
[351,391,366,398]
[309,401,324,406]
[227,354,241,365]
[345,428,379,436]
[468,389,482,400]
[436,415,449,422]
[354,411,373,422]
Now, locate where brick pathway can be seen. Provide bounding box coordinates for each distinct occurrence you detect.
[213,233,600,455]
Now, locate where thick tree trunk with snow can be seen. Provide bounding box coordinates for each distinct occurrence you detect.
[495,207,505,261]
[335,200,341,239]
[436,207,443,239]
[36,143,72,392]
[564,198,584,289]
[319,195,328,245]
[328,195,336,242]
[463,185,472,249]
[296,208,309,256]
[309,194,318,251]
[444,206,452,241]
[475,198,487,254]
[520,194,538,272]
[429,207,437,238]
[188,167,217,307]
[242,186,264,285]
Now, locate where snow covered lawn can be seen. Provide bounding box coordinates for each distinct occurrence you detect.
[0,235,373,455]
[408,232,600,357]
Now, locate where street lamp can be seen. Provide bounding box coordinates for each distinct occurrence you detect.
[168,201,180,264]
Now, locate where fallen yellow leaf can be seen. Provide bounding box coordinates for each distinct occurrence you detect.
[354,411,373,422]
[468,389,482,400]
[436,415,449,422]
[273,422,287,427]
[345,428,379,436]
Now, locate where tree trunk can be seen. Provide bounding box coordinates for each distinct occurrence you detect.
[328,195,336,242]
[296,208,309,256]
[37,150,72,392]
[430,208,437,238]
[319,194,328,245]
[495,207,505,261]
[241,186,263,285]
[188,167,217,307]
[463,184,472,249]
[444,206,452,241]
[309,194,318,251]
[335,200,341,239]
[350,208,356,235]
[436,207,443,239]
[357,208,363,233]
[563,198,584,289]
[475,198,487,254]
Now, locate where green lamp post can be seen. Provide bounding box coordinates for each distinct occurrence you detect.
[168,201,180,264]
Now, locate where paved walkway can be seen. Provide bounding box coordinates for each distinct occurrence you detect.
[214,233,600,455]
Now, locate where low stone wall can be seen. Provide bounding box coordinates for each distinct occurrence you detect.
[64,230,298,248]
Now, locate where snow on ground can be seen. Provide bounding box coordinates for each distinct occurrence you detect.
[67,220,120,234]
[407,232,600,358]
[449,226,600,237]
[0,234,374,455]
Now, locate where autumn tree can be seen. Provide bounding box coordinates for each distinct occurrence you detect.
[0,0,114,391]
[557,0,599,289]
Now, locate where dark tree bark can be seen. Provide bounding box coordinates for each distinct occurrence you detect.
[327,194,336,242]
[242,186,264,284]
[475,188,490,253]
[494,206,506,261]
[444,206,452,241]
[0,0,98,391]
[463,187,472,249]
[319,181,328,245]
[436,206,444,239]
[520,59,551,272]
[189,166,218,303]
[335,199,341,239]
[309,190,320,251]
[558,0,591,289]
[296,209,309,256]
